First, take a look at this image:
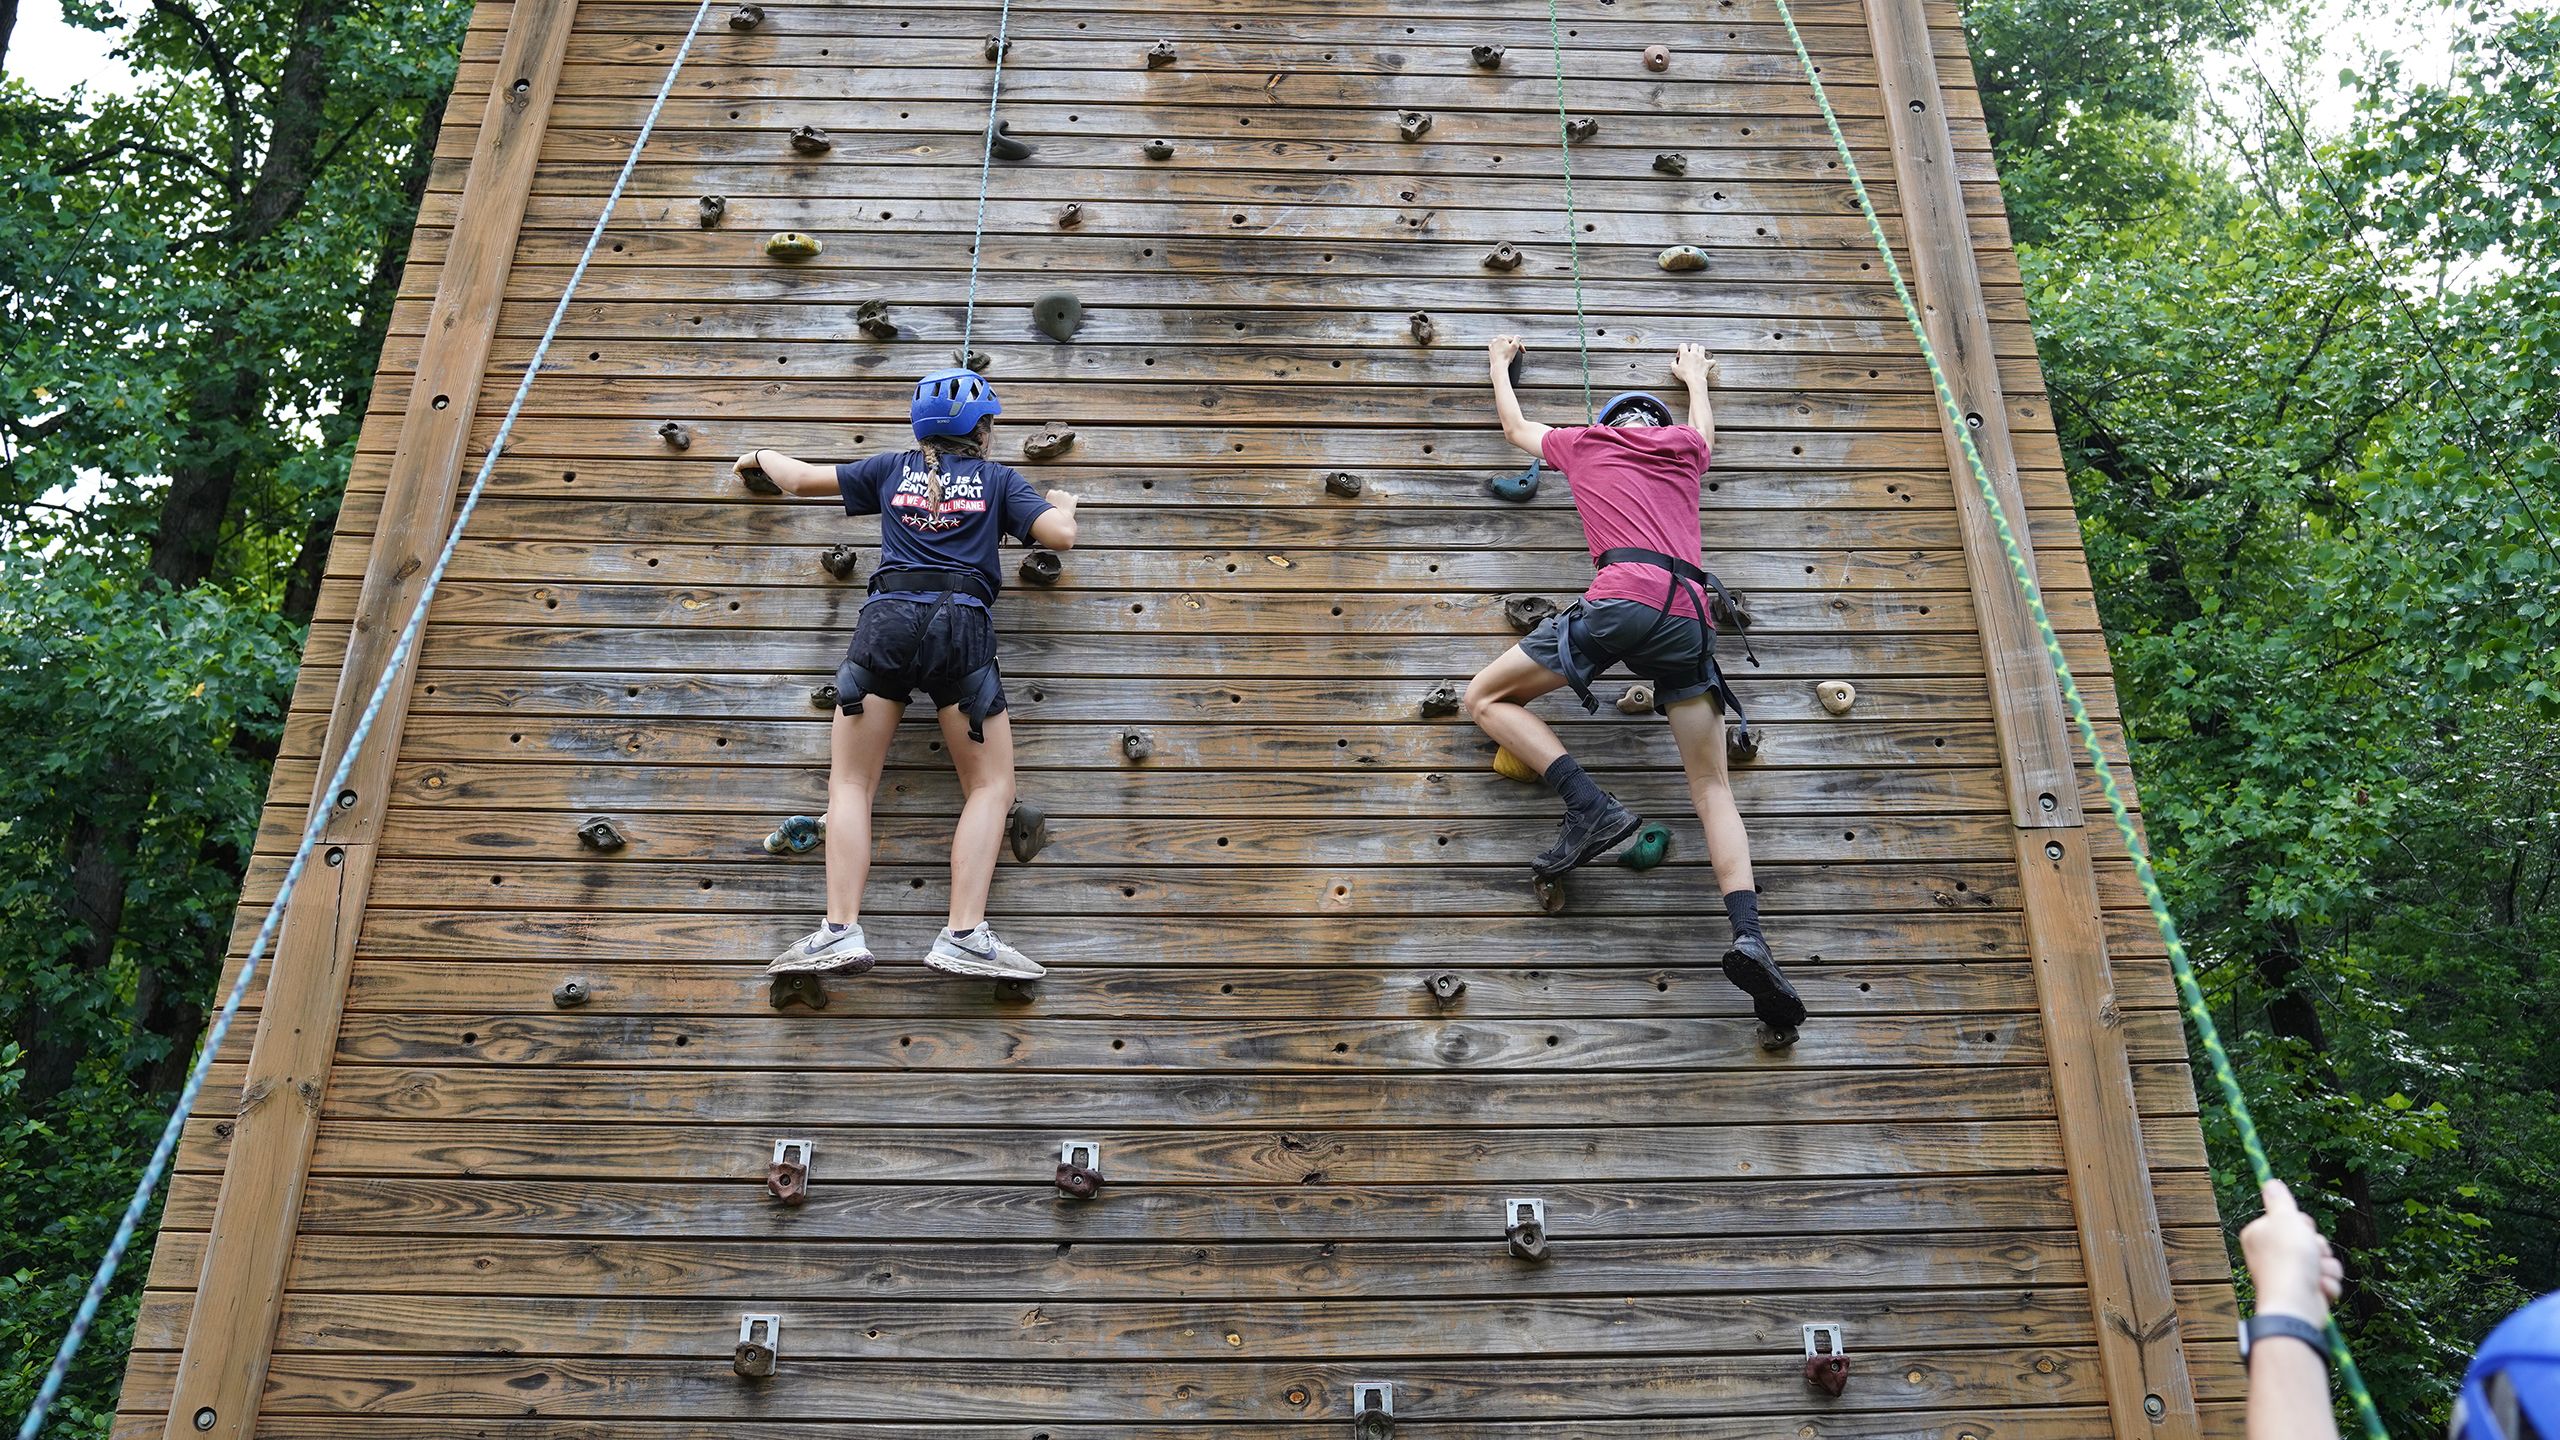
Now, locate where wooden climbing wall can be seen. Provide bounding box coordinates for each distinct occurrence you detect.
[117,0,2248,1435]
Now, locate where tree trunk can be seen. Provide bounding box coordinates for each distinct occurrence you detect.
[0,0,20,79]
[9,812,131,1105]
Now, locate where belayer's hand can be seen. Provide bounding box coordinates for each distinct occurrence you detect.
[1672,343,1717,387]
[2239,1179,2344,1325]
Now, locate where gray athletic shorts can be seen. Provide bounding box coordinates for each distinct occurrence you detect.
[1520,599,1717,713]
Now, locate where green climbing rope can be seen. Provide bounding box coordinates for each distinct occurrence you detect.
[1764,2,2389,1433]
[1541,0,1595,421]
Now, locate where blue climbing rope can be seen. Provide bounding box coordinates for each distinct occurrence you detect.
[8,3,717,1434]
[958,0,1016,363]
[1540,0,1594,420]
[1764,1,2389,1433]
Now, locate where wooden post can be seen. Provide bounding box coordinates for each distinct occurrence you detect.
[1860,0,2203,1433]
[157,1,581,1435]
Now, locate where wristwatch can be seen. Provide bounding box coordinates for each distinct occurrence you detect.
[2239,1313,2332,1373]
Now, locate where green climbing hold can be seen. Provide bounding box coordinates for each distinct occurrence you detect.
[1618,822,1673,871]
[1032,291,1082,342]
[1658,245,1709,272]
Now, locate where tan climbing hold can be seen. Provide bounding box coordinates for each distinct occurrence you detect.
[1396,110,1432,141]
[1617,683,1655,715]
[1143,138,1175,160]
[1643,44,1671,71]
[1023,422,1076,460]
[1323,471,1364,499]
[727,4,762,29]
[1503,594,1559,631]
[1492,746,1541,784]
[1483,243,1524,272]
[1146,39,1177,68]
[1818,680,1857,715]
[764,231,822,260]
[1057,202,1083,228]
[1658,245,1709,272]
[656,421,691,450]
[854,299,896,340]
[698,195,726,228]
[983,35,1009,60]
[1409,312,1436,345]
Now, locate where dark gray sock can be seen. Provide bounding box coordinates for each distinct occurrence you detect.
[1541,754,1606,815]
[1724,889,1763,943]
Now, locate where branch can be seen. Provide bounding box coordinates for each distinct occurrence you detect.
[305,103,383,181]
[55,136,233,187]
[147,0,248,203]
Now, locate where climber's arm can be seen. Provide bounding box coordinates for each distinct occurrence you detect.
[1030,491,1079,551]
[1672,343,1717,453]
[1488,336,1552,457]
[734,448,840,498]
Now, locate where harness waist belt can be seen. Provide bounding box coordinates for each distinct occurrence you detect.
[869,565,997,604]
[1595,546,1711,586]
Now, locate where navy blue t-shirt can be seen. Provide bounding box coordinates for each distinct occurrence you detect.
[834,450,1054,603]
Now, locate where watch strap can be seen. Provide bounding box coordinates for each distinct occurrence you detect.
[2240,1313,2332,1372]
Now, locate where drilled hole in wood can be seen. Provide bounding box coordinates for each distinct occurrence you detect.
[1111,1039,1126,1050]
[673,1035,688,1047]
[1545,1034,1560,1046]
[462,1031,478,1043]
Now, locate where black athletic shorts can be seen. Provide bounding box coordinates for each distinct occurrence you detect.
[836,597,1008,717]
[1520,599,1717,712]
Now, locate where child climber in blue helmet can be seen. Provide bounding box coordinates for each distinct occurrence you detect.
[1464,336,1806,1044]
[733,368,1079,982]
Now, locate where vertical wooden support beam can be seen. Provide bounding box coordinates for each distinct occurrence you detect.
[1860,1,2202,1434]
[159,1,580,1435]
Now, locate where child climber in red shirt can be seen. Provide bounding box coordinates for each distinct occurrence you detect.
[1462,337,1807,1044]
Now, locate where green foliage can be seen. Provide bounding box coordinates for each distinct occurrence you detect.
[1980,0,2560,1428]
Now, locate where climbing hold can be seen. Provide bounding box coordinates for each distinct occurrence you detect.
[740,464,781,496]
[1618,822,1672,871]
[809,683,839,710]
[1471,43,1505,69]
[1617,682,1655,715]
[698,194,726,228]
[1817,680,1857,715]
[1353,1382,1395,1440]
[1022,421,1076,459]
[1503,594,1559,632]
[1533,875,1568,914]
[1143,138,1174,161]
[1031,291,1083,342]
[989,120,1034,161]
[1487,459,1541,504]
[1653,152,1689,177]
[1564,115,1598,142]
[983,35,1009,60]
[1396,110,1433,141]
[1056,1140,1105,1199]
[763,231,822,260]
[1761,1019,1801,1052]
[1644,44,1672,71]
[788,124,832,155]
[727,3,761,29]
[1483,242,1524,271]
[1057,202,1083,228]
[1491,746,1541,784]
[1323,471,1364,499]
[952,347,991,373]
[734,1314,782,1378]
[1711,587,1754,633]
[1120,729,1154,762]
[854,298,897,340]
[551,979,591,1009]
[1505,1197,1551,1263]
[1007,800,1049,863]
[820,544,860,581]
[578,816,627,851]
[1424,971,1467,1002]
[767,972,827,1010]
[1727,717,1761,765]
[1418,682,1461,719]
[763,813,825,855]
[1018,547,1063,586]
[1803,1323,1850,1396]
[1408,311,1436,345]
[656,421,692,450]
[767,1139,811,1205]
[1658,245,1709,273]
[1146,38,1177,67]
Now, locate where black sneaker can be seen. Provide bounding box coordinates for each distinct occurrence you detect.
[1531,797,1642,880]
[1720,933,1807,1041]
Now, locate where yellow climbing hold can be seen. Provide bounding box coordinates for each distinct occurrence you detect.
[1492,746,1541,784]
[764,231,823,260]
[1657,245,1709,272]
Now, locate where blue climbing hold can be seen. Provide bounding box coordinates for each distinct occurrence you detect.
[1488,458,1542,504]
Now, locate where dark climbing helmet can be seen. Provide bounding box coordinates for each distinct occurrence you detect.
[911,368,1003,440]
[2453,1292,2560,1440]
[1597,390,1673,427]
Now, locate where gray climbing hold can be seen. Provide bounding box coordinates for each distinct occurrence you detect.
[578,817,628,852]
[1143,138,1174,161]
[989,120,1034,161]
[1653,152,1689,177]
[1146,39,1177,68]
[1023,422,1076,460]
[727,4,762,29]
[657,421,691,450]
[1019,547,1063,586]
[1565,116,1598,142]
[1483,243,1524,271]
[1007,800,1050,862]
[809,683,838,709]
[552,979,592,1008]
[952,348,991,373]
[983,35,1009,60]
[1057,202,1083,228]
[698,195,726,228]
[1503,594,1559,631]
[820,545,859,581]
[1419,683,1462,719]
[1658,245,1709,272]
[1032,291,1083,342]
[1121,729,1154,762]
[1323,471,1364,499]
[1396,110,1432,141]
[1471,44,1505,69]
[854,299,897,340]
[789,124,832,155]
[739,460,780,495]
[1409,312,1436,345]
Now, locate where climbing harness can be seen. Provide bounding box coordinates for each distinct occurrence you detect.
[1766,1,2388,1431]
[837,564,1007,742]
[1540,0,1595,419]
[8,5,720,1436]
[1548,547,1758,762]
[959,0,1017,363]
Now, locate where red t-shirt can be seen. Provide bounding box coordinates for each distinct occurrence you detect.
[1539,423,1714,624]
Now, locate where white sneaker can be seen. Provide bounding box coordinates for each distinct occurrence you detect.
[766,921,876,975]
[924,923,1045,980]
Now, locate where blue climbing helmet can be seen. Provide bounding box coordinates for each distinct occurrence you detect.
[2453,1293,2560,1440]
[1597,390,1673,427]
[911,368,1002,441]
